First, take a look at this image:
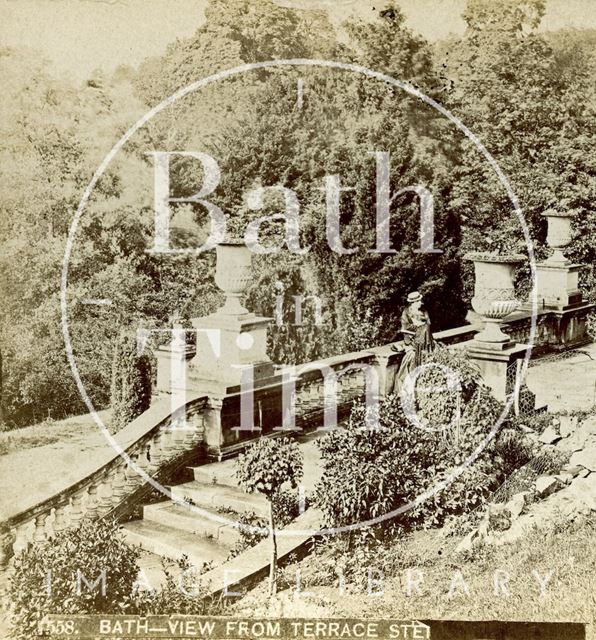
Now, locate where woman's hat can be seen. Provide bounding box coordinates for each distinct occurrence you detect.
[407,291,422,303]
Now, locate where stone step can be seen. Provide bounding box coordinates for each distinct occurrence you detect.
[190,461,238,488]
[121,520,229,568]
[143,502,241,548]
[170,481,269,519]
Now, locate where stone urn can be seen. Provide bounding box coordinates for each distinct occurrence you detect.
[466,252,525,345]
[542,210,576,264]
[215,240,252,316]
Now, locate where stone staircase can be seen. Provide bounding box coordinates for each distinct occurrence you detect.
[121,461,269,569]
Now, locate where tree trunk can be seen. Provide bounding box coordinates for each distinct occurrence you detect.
[268,499,278,597]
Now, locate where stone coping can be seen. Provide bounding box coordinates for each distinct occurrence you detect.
[541,210,577,218]
[464,251,526,263]
[535,261,584,270]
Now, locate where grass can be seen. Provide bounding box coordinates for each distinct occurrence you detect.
[238,513,596,638]
[337,516,596,629]
[0,410,110,457]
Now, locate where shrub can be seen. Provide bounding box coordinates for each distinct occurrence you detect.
[227,489,306,560]
[134,556,221,615]
[235,437,303,595]
[7,518,139,640]
[110,333,152,433]
[315,351,536,540]
[314,394,452,537]
[587,311,596,341]
[228,511,268,559]
[273,488,306,527]
[493,427,534,474]
[415,346,482,436]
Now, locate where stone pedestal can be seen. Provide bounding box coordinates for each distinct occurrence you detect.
[533,209,584,311]
[190,312,274,390]
[155,341,195,395]
[202,396,224,461]
[464,341,531,405]
[535,261,582,310]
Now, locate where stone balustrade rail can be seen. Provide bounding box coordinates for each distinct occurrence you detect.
[1,304,591,566]
[0,393,209,566]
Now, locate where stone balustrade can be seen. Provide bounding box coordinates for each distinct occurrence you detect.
[203,305,593,459]
[2,293,592,567]
[0,395,208,567]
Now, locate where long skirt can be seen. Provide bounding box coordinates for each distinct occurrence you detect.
[392,325,435,395]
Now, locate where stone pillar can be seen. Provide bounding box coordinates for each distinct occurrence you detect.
[85,485,99,518]
[465,342,529,403]
[68,494,84,527]
[203,396,224,461]
[155,322,196,395]
[32,514,48,543]
[154,240,276,459]
[371,347,399,399]
[535,211,582,309]
[111,469,127,503]
[12,523,32,556]
[52,506,68,535]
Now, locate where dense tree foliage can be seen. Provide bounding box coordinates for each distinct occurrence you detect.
[109,333,152,433]
[441,0,596,298]
[1,0,595,427]
[0,49,217,427]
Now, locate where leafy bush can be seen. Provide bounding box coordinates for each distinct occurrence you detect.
[415,346,481,436]
[315,351,536,539]
[227,489,306,560]
[273,488,306,527]
[134,556,221,615]
[7,518,139,640]
[587,311,596,340]
[110,333,152,433]
[314,394,452,536]
[493,427,534,474]
[228,511,268,559]
[235,437,303,595]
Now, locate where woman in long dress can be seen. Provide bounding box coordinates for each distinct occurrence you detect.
[392,291,435,394]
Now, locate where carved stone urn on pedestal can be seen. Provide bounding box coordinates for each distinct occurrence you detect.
[543,210,575,264]
[534,210,582,309]
[191,239,273,390]
[214,240,253,316]
[466,252,525,348]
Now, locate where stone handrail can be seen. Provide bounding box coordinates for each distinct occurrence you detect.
[291,322,483,399]
[212,323,485,456]
[0,393,210,565]
[214,309,585,455]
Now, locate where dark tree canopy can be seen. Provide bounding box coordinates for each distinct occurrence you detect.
[1,0,595,426]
